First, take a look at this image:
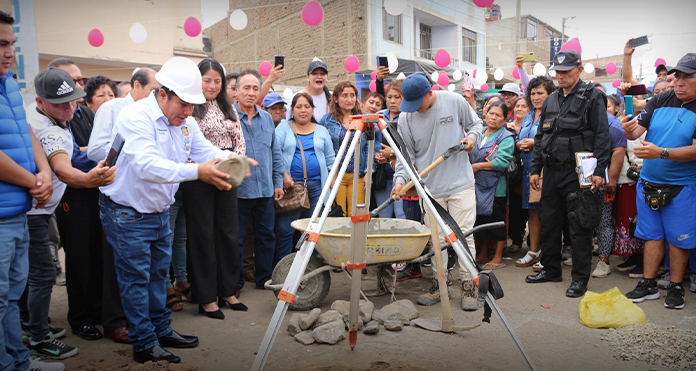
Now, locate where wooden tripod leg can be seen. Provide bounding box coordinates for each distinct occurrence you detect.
[428,213,454,331]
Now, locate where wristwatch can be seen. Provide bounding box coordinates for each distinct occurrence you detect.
[660,148,669,159]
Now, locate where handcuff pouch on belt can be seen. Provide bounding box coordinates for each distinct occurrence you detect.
[642,180,684,210]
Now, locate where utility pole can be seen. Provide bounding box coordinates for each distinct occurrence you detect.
[514,0,521,56]
[561,16,575,43]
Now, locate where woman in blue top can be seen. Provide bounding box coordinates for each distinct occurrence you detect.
[515,76,556,268]
[274,93,335,261]
[318,81,378,217]
[471,101,515,269]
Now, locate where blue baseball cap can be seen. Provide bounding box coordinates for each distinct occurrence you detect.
[399,72,432,113]
[262,92,286,109]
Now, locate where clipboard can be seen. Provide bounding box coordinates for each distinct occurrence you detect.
[575,152,608,188]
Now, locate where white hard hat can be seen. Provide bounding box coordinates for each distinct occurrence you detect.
[155,57,205,104]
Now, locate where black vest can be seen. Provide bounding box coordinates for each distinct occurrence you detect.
[539,81,599,163]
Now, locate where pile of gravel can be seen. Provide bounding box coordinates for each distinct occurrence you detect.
[601,321,696,370]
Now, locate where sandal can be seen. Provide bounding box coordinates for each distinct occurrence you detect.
[516,251,541,267]
[482,262,506,270]
[166,290,183,312]
[173,285,192,302]
[532,261,543,272]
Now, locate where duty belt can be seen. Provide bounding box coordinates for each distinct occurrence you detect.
[545,157,576,171]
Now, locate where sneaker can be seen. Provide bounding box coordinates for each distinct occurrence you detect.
[625,279,660,303]
[417,279,451,306]
[616,255,640,272]
[664,283,685,309]
[657,273,671,290]
[628,265,643,279]
[396,268,422,282]
[54,272,66,286]
[591,260,611,278]
[460,278,479,311]
[561,245,572,261]
[27,357,65,371]
[28,338,79,360]
[421,259,432,267]
[22,325,65,344]
[690,274,696,293]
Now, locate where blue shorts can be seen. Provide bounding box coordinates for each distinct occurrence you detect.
[635,181,696,250]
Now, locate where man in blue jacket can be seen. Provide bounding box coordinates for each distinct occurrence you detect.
[0,10,60,371]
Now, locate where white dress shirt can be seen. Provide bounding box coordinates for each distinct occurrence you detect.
[87,93,135,162]
[100,94,232,213]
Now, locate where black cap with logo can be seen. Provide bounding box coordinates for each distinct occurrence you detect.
[550,50,582,72]
[307,59,328,75]
[35,67,86,104]
[669,53,696,75]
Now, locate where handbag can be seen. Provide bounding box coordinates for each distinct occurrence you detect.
[274,124,311,215]
[372,163,388,190]
[528,170,542,204]
[625,153,640,182]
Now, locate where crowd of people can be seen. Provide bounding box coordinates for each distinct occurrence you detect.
[1,7,695,369]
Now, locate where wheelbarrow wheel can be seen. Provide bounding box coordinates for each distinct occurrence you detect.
[271,253,331,311]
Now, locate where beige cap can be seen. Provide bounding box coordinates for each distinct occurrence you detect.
[216,156,248,188]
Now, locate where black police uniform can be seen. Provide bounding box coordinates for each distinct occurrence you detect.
[529,78,611,283]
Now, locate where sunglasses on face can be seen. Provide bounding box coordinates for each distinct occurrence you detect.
[73,78,87,87]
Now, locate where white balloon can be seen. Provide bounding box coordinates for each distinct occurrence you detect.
[396,72,406,80]
[532,63,546,76]
[474,70,488,84]
[452,70,463,81]
[447,84,455,92]
[229,9,248,30]
[384,0,407,16]
[283,88,293,101]
[549,69,557,78]
[493,68,504,81]
[430,70,439,83]
[386,52,399,74]
[129,22,147,44]
[584,62,595,74]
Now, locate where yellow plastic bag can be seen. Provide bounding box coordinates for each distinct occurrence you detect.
[579,287,646,328]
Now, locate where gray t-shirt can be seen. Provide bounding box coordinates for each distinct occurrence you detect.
[394,91,483,198]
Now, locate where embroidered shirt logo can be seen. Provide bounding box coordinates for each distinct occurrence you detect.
[439,116,454,125]
[56,81,73,96]
[678,234,690,241]
[181,127,189,136]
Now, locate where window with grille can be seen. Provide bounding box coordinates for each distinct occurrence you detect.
[463,28,477,63]
[382,7,402,44]
[526,18,537,41]
[420,23,432,59]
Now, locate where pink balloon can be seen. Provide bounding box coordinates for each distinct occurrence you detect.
[88,28,104,47]
[259,61,272,77]
[480,83,489,92]
[437,71,450,86]
[344,55,360,73]
[369,80,377,92]
[301,1,324,26]
[370,71,377,80]
[512,68,520,80]
[606,62,617,75]
[560,37,582,54]
[472,0,495,7]
[183,17,201,37]
[612,79,621,88]
[434,49,450,68]
[655,58,666,68]
[431,85,440,91]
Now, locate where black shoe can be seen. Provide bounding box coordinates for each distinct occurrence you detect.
[158,330,199,349]
[626,278,660,303]
[71,325,103,340]
[218,298,248,311]
[525,270,562,284]
[664,282,685,309]
[133,345,180,364]
[565,281,588,297]
[198,305,224,320]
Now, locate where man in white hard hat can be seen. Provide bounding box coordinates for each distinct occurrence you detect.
[98,57,253,364]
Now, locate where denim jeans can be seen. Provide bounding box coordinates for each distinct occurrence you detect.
[275,180,322,265]
[238,197,276,288]
[374,179,405,219]
[0,214,31,371]
[99,196,172,352]
[165,190,187,289]
[25,215,55,342]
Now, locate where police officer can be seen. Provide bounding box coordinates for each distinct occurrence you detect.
[525,50,611,298]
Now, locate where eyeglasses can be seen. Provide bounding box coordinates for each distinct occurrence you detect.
[500,92,517,98]
[73,78,87,87]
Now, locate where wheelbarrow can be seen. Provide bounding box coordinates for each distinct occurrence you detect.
[264,217,431,310]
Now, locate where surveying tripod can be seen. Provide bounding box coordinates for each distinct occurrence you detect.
[252,114,536,370]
